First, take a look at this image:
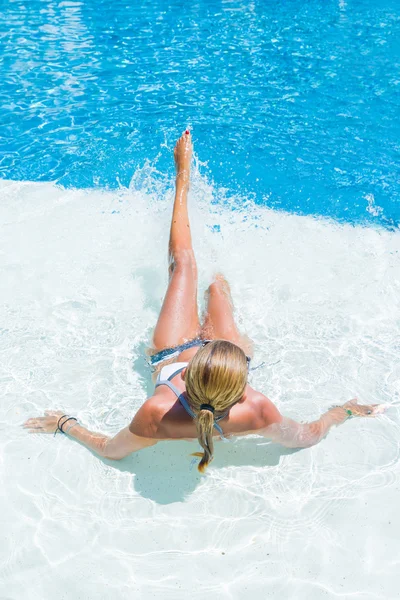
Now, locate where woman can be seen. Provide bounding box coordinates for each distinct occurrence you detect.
[24,131,384,472]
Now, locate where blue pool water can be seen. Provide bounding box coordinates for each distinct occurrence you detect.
[1,0,399,226]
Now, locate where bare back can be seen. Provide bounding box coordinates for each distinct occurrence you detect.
[130,346,282,441]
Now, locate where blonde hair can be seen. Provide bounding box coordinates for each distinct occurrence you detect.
[184,340,248,473]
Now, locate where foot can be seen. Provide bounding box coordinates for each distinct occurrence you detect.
[174,130,192,182]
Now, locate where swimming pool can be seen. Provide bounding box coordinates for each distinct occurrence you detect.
[1,1,400,599]
[2,0,399,225]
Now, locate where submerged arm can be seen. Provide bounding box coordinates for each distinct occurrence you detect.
[24,406,158,460]
[262,399,385,449]
[64,422,156,459]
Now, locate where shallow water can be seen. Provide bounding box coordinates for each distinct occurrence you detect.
[1,175,400,599]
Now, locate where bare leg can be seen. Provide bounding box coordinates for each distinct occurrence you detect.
[151,131,201,351]
[201,274,254,356]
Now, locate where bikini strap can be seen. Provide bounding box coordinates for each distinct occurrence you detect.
[155,379,182,398]
[155,367,228,440]
[167,366,186,381]
[155,366,186,391]
[177,392,196,419]
[179,394,227,438]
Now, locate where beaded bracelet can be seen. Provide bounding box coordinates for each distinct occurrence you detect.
[330,405,353,419]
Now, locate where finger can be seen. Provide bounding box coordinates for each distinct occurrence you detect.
[28,428,46,434]
[23,419,38,427]
[372,404,388,415]
[23,418,45,426]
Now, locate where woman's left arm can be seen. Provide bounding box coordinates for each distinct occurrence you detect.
[260,399,386,449]
[23,410,157,460]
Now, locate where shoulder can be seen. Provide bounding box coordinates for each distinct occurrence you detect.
[129,395,168,438]
[246,389,282,429]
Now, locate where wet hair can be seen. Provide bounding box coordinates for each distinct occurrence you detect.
[184,340,248,473]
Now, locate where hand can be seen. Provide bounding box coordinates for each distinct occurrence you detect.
[342,398,387,417]
[23,410,67,434]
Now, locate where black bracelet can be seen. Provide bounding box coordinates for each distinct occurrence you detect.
[54,414,68,437]
[59,416,77,433]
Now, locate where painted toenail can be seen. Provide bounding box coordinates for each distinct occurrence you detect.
[185,130,189,134]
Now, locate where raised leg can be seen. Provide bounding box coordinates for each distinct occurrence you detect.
[151,131,201,351]
[201,274,254,356]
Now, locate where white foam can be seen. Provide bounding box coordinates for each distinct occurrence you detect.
[1,176,400,599]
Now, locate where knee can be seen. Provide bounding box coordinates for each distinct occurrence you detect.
[207,273,230,296]
[169,249,197,272]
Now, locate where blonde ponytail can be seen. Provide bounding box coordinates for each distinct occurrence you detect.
[185,340,248,473]
[192,409,215,472]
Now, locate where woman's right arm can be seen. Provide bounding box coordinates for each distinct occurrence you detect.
[261,399,386,449]
[23,400,160,460]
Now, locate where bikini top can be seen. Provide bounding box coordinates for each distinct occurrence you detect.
[155,363,228,438]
